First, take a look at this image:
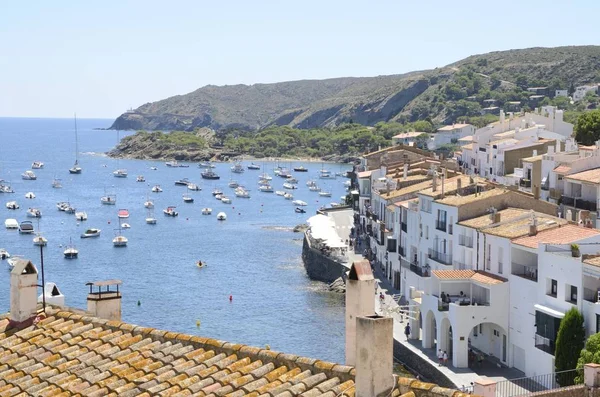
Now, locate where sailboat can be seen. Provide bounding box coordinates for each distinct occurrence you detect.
[101,189,116,205]
[69,114,82,174]
[63,238,78,258]
[33,219,47,246]
[146,209,157,224]
[113,223,128,247]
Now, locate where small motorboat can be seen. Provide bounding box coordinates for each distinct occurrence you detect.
[234,188,250,198]
[284,193,294,200]
[64,244,78,258]
[6,201,19,210]
[27,208,42,218]
[19,221,34,234]
[178,163,189,168]
[144,200,154,209]
[283,182,297,190]
[152,185,163,193]
[118,209,130,218]
[247,163,261,170]
[221,196,232,204]
[0,249,10,260]
[136,175,145,182]
[113,234,128,247]
[215,194,223,200]
[25,192,35,199]
[201,208,212,215]
[293,166,308,172]
[165,160,179,167]
[33,234,48,246]
[196,260,207,268]
[183,194,194,203]
[31,161,44,169]
[7,255,24,269]
[69,162,82,175]
[286,177,299,184]
[217,212,227,221]
[81,228,101,238]
[4,219,18,229]
[306,180,317,187]
[187,183,201,191]
[150,166,158,170]
[146,211,157,224]
[295,207,306,213]
[231,163,245,174]
[101,194,116,205]
[292,200,307,206]
[63,204,76,214]
[0,181,14,193]
[21,170,37,180]
[121,223,131,229]
[175,178,190,186]
[319,191,332,197]
[75,211,87,221]
[56,202,68,211]
[113,169,128,178]
[198,162,216,168]
[309,185,321,192]
[212,188,223,196]
[163,206,178,217]
[276,191,285,196]
[201,170,220,180]
[259,185,274,193]
[52,178,62,188]
[228,180,240,188]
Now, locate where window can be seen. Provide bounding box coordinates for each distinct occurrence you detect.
[436,210,447,231]
[498,247,504,274]
[479,324,483,334]
[535,310,562,355]
[425,225,429,240]
[486,244,491,270]
[473,326,478,337]
[596,314,600,333]
[570,285,578,303]
[548,279,557,297]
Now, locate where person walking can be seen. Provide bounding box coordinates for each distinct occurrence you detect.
[437,349,443,366]
[443,351,448,366]
[404,324,411,340]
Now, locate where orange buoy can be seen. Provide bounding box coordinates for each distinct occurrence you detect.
[229,295,233,302]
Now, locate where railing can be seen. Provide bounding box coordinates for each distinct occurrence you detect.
[429,249,452,266]
[495,369,583,397]
[561,195,598,211]
[512,263,538,281]
[534,333,555,355]
[400,258,411,269]
[410,263,430,277]
[458,235,473,248]
[453,260,468,270]
[519,178,532,188]
[435,220,447,232]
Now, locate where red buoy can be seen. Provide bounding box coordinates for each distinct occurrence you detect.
[229,295,233,302]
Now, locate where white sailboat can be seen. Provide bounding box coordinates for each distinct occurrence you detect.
[69,114,82,174]
[113,223,128,247]
[101,189,116,205]
[146,209,157,224]
[33,219,47,246]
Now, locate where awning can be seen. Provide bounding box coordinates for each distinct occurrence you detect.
[534,304,565,319]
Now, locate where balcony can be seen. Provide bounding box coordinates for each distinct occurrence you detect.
[511,263,538,282]
[534,334,555,355]
[519,178,532,188]
[428,249,453,266]
[458,235,473,248]
[401,222,407,233]
[561,195,597,211]
[400,258,411,269]
[410,262,430,277]
[435,220,447,232]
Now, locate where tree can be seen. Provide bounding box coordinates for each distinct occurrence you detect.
[414,133,430,150]
[574,110,600,145]
[555,308,585,386]
[576,332,600,383]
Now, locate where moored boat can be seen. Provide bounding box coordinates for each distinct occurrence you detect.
[201,170,220,180]
[247,163,261,170]
[259,184,274,193]
[33,234,47,246]
[75,211,87,221]
[64,241,78,258]
[187,183,201,191]
[136,175,145,182]
[175,178,190,186]
[217,212,227,221]
[293,166,308,172]
[81,228,101,238]
[201,208,212,215]
[163,206,178,217]
[6,201,19,210]
[25,192,35,199]
[117,209,129,218]
[27,208,42,218]
[21,170,37,180]
[31,161,44,169]
[292,200,307,206]
[113,169,128,178]
[183,194,194,203]
[231,163,245,174]
[4,219,18,229]
[151,185,163,193]
[220,196,232,204]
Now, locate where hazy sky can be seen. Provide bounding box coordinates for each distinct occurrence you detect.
[1,1,599,119]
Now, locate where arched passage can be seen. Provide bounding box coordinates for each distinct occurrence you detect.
[439,317,452,357]
[422,310,437,349]
[468,322,508,366]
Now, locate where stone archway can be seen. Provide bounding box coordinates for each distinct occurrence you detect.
[439,317,452,355]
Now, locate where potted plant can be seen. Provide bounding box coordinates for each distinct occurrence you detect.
[571,244,580,257]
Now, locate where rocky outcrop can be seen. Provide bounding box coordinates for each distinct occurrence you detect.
[107,131,217,161]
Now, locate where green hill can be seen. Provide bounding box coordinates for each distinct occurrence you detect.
[111,46,600,131]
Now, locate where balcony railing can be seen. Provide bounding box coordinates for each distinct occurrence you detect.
[400,258,411,269]
[401,222,407,233]
[453,260,468,270]
[561,195,597,211]
[435,220,447,232]
[519,178,532,188]
[429,249,452,266]
[410,263,430,277]
[458,235,473,248]
[511,263,538,281]
[534,334,555,355]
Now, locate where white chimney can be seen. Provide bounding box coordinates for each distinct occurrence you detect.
[556,139,561,154]
[86,280,122,321]
[10,259,39,323]
[346,261,376,366]
[355,315,395,397]
[38,282,65,308]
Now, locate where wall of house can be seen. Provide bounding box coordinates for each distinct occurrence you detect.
[504,142,554,175]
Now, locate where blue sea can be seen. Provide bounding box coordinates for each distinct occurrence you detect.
[0,117,350,362]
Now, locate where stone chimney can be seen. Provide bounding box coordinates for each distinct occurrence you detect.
[529,213,538,236]
[10,259,39,323]
[355,315,395,397]
[346,261,375,366]
[38,282,65,308]
[432,171,438,192]
[86,280,122,321]
[457,178,462,194]
[494,211,501,224]
[403,163,408,181]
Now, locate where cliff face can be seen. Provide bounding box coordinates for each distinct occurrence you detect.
[110,46,600,131]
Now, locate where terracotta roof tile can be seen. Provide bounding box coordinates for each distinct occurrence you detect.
[512,224,600,248]
[432,270,507,285]
[565,168,600,184]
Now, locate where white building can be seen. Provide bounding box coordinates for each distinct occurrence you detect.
[573,85,599,102]
[430,124,475,150]
[392,131,425,146]
[555,89,568,98]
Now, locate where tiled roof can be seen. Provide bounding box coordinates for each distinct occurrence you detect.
[392,132,424,139]
[564,168,600,184]
[435,188,507,207]
[512,224,600,248]
[460,143,474,151]
[553,165,572,174]
[521,154,544,163]
[380,179,432,200]
[583,255,600,268]
[432,270,506,285]
[459,208,567,238]
[438,124,470,131]
[458,136,474,142]
[418,176,478,198]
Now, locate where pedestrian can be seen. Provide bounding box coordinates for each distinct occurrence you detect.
[404,324,411,340]
[443,351,448,366]
[437,349,443,366]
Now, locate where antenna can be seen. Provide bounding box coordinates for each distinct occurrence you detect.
[39,244,46,314]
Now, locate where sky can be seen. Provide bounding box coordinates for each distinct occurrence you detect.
[1,1,599,119]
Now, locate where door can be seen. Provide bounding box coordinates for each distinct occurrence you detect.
[512,345,526,372]
[502,334,507,362]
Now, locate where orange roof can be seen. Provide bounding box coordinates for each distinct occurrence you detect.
[432,270,507,285]
[553,165,572,174]
[512,224,600,248]
[438,123,471,131]
[564,168,600,184]
[357,170,373,178]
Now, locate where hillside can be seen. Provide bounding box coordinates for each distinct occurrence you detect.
[111,46,600,131]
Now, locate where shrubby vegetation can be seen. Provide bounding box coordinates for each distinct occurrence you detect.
[554,308,585,386]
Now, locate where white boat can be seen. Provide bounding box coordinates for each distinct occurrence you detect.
[6,201,19,210]
[215,194,223,200]
[25,192,35,199]
[136,175,145,182]
[163,206,178,217]
[292,200,307,206]
[27,208,42,218]
[7,255,24,269]
[259,173,272,181]
[56,201,74,212]
[101,194,116,205]
[69,114,82,174]
[259,185,274,193]
[319,191,332,197]
[231,163,245,174]
[344,180,351,187]
[228,180,239,188]
[212,188,223,196]
[234,188,250,198]
[258,179,270,186]
[0,248,10,260]
[64,244,78,258]
[187,183,201,191]
[19,221,34,234]
[33,234,48,247]
[150,166,158,170]
[113,169,128,178]
[309,185,321,192]
[152,185,163,193]
[201,208,212,215]
[283,182,297,190]
[284,193,294,200]
[165,160,179,167]
[81,228,101,238]
[52,178,62,188]
[247,162,261,170]
[217,212,227,221]
[0,181,14,193]
[75,211,87,221]
[221,196,232,204]
[31,161,44,169]
[146,210,157,224]
[118,209,129,218]
[21,170,37,180]
[276,191,285,196]
[113,234,128,247]
[63,204,76,214]
[121,223,131,229]
[4,219,18,229]
[144,199,154,209]
[286,177,299,183]
[175,178,190,186]
[183,194,194,203]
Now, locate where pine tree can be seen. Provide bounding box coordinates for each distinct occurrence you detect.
[555,308,585,386]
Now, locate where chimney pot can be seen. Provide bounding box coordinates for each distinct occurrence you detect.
[346,262,375,366]
[86,280,122,321]
[10,259,39,323]
[355,316,395,397]
[494,212,501,223]
[529,224,537,236]
[432,172,438,192]
[38,282,65,308]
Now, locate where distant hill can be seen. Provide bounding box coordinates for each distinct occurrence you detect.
[111,46,600,131]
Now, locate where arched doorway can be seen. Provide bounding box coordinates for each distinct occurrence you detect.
[440,317,452,356]
[468,322,508,366]
[423,311,437,349]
